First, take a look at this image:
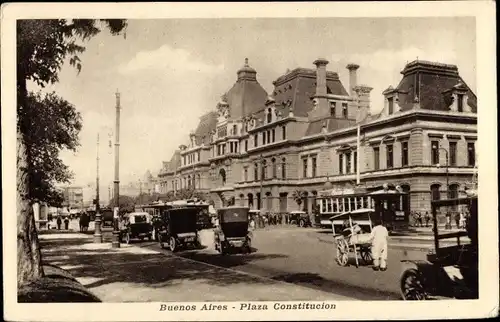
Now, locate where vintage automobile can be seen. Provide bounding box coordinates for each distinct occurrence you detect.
[399,192,478,300]
[289,210,312,227]
[214,206,252,255]
[118,212,153,244]
[157,207,201,252]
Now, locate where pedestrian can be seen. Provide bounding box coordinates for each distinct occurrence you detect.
[417,212,422,227]
[454,212,460,229]
[249,217,256,230]
[64,217,70,230]
[370,217,389,271]
[56,216,62,230]
[459,211,466,229]
[424,212,431,227]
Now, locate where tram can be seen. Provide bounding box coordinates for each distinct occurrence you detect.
[317,184,410,233]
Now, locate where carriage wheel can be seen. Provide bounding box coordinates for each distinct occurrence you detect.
[360,247,373,264]
[336,240,349,266]
[400,269,427,300]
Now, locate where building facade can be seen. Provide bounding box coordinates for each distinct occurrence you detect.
[157,58,477,214]
[63,186,84,209]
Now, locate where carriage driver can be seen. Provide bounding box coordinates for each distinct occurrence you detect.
[370,217,389,271]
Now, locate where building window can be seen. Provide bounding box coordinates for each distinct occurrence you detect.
[339,154,344,174]
[345,152,352,173]
[431,184,441,201]
[457,94,464,112]
[448,183,459,200]
[282,125,286,140]
[232,124,237,135]
[244,140,248,152]
[272,129,276,142]
[373,147,380,170]
[254,134,258,148]
[302,158,308,178]
[254,163,259,181]
[401,141,409,166]
[267,130,271,144]
[386,144,393,168]
[267,108,272,123]
[312,156,317,177]
[388,97,394,115]
[272,158,277,178]
[449,141,457,166]
[467,142,475,166]
[222,144,226,155]
[342,102,348,118]
[219,169,226,185]
[262,132,266,145]
[244,167,248,182]
[281,158,286,179]
[330,101,336,117]
[431,141,440,165]
[354,151,358,173]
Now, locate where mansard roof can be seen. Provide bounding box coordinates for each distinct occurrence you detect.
[193,111,218,145]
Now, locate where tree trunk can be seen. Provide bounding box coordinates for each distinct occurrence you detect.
[17,78,43,287]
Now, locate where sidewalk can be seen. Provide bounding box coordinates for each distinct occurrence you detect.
[39,233,355,302]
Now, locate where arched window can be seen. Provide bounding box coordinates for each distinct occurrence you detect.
[281,158,287,179]
[272,158,277,178]
[267,108,272,123]
[448,183,459,211]
[431,184,441,201]
[262,160,267,180]
[266,192,272,210]
[248,193,254,208]
[401,184,411,212]
[254,163,259,181]
[219,169,226,185]
[197,174,201,189]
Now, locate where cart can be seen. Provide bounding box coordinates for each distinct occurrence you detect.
[399,192,478,300]
[331,209,374,268]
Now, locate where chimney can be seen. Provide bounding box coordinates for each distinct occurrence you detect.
[354,85,373,123]
[314,58,329,96]
[347,64,360,96]
[309,58,330,121]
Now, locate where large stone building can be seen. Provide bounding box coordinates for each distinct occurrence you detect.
[157,58,477,214]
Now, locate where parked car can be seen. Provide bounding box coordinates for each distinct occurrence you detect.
[157,207,201,252]
[214,206,252,254]
[119,212,153,244]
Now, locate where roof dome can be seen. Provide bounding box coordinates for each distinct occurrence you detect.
[237,58,257,81]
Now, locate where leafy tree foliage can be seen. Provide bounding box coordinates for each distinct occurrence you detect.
[17,19,127,287]
[26,92,82,207]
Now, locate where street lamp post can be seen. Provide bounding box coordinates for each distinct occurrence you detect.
[93,133,102,243]
[436,146,450,229]
[111,90,121,248]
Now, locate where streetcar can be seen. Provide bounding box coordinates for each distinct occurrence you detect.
[317,183,409,233]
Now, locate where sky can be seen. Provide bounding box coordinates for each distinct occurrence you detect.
[27,17,476,189]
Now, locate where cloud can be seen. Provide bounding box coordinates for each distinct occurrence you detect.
[118,44,224,75]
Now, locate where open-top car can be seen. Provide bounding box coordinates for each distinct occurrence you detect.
[157,207,200,252]
[119,212,153,244]
[399,192,478,300]
[214,206,252,255]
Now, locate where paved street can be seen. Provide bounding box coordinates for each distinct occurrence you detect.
[46,223,429,301]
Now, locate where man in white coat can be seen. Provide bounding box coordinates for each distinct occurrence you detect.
[370,217,389,271]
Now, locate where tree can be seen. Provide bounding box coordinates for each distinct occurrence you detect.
[17,19,127,287]
[109,195,135,215]
[292,189,306,210]
[26,92,82,207]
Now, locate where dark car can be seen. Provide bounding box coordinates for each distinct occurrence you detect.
[118,212,153,244]
[214,207,252,254]
[289,211,312,227]
[157,207,200,252]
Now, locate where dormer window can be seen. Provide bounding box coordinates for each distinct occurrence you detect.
[267,108,272,123]
[330,101,336,117]
[388,97,394,115]
[457,94,464,112]
[342,103,348,118]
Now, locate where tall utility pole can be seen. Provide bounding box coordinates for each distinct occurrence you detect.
[93,133,102,243]
[356,124,361,185]
[259,154,264,211]
[111,90,121,248]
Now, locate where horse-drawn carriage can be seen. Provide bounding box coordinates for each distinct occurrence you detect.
[332,208,375,267]
[399,193,478,300]
[214,207,253,255]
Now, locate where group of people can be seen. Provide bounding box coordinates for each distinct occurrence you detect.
[412,210,469,229]
[79,212,91,232]
[48,216,70,230]
[411,211,432,227]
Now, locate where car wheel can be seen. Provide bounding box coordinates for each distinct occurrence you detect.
[400,269,427,300]
[169,237,177,252]
[159,233,165,249]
